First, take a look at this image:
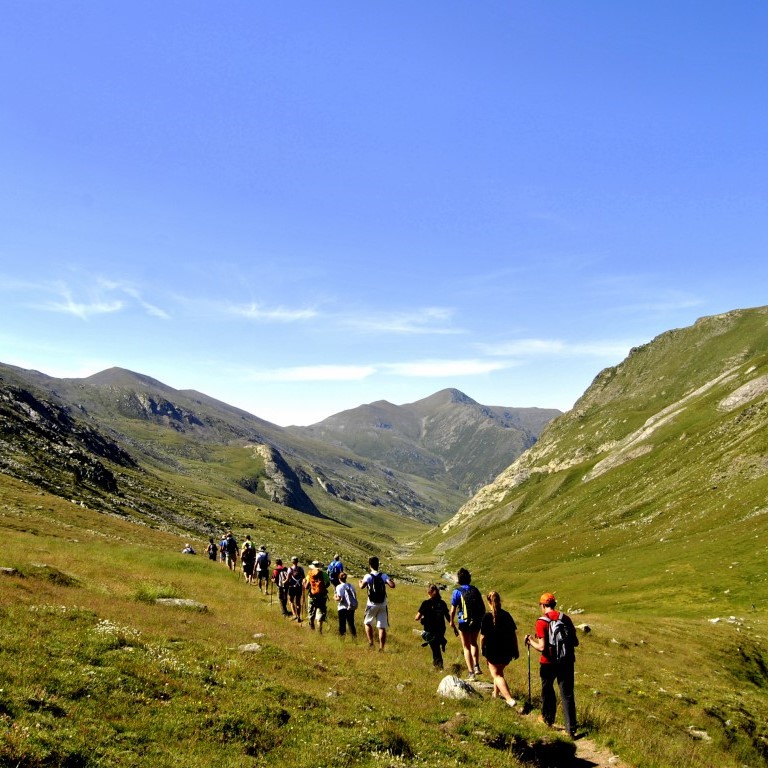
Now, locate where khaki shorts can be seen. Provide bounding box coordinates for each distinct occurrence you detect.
[364,602,389,629]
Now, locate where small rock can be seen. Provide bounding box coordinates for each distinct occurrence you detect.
[238,643,262,653]
[155,598,208,611]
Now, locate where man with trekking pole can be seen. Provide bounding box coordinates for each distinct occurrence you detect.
[524,592,579,739]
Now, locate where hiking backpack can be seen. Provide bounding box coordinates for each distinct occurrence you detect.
[459,585,485,631]
[367,573,386,604]
[308,569,328,596]
[256,551,269,572]
[327,560,342,582]
[540,612,576,662]
[341,583,358,610]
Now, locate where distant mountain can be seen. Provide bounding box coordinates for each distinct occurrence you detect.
[0,364,558,529]
[291,388,560,495]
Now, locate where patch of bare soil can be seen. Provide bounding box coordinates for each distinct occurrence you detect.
[571,736,631,768]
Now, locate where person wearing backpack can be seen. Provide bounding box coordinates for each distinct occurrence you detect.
[524,592,579,738]
[334,571,358,637]
[240,538,256,584]
[272,559,291,616]
[225,532,239,572]
[449,568,486,680]
[359,556,395,651]
[305,560,331,632]
[255,545,271,593]
[479,591,519,707]
[327,554,344,587]
[286,556,305,623]
[206,538,218,561]
[415,584,450,671]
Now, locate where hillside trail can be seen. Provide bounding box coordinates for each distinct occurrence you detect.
[570,736,630,768]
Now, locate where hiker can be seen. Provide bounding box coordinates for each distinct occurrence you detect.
[272,559,291,616]
[255,545,271,593]
[449,567,486,680]
[305,560,331,632]
[479,591,519,707]
[524,592,579,738]
[415,584,450,671]
[205,538,218,561]
[240,537,256,584]
[327,553,344,587]
[334,571,358,637]
[181,543,196,555]
[219,536,227,563]
[359,556,395,651]
[225,532,238,572]
[286,556,305,623]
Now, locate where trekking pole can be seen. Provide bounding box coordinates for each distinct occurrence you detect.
[526,644,532,713]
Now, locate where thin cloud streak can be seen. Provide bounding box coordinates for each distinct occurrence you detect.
[339,307,463,335]
[382,359,511,377]
[247,358,511,383]
[228,302,319,322]
[478,338,635,359]
[248,365,377,382]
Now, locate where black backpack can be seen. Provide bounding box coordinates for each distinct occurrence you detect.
[459,585,485,631]
[540,612,578,662]
[367,573,386,604]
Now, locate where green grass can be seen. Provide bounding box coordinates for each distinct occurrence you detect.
[2,474,767,767]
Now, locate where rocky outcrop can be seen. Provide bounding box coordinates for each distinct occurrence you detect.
[0,382,136,497]
[253,444,322,517]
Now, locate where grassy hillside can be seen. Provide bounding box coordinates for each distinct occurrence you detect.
[1,475,587,768]
[423,306,768,766]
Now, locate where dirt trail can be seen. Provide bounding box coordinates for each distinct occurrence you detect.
[571,736,630,767]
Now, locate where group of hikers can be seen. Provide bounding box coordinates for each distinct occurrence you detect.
[197,538,579,738]
[419,567,579,738]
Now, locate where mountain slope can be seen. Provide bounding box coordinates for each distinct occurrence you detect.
[0,365,556,528]
[438,306,768,614]
[291,388,560,495]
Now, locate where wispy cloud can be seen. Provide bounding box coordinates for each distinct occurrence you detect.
[478,338,634,359]
[246,358,510,383]
[341,307,463,335]
[13,275,171,321]
[248,364,377,382]
[40,290,124,320]
[228,302,319,322]
[382,359,510,377]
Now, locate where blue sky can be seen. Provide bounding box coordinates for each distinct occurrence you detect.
[2,2,766,426]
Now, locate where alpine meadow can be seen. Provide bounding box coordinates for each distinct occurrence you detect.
[1,306,767,768]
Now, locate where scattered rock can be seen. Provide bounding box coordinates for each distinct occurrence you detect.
[238,643,262,653]
[155,598,208,611]
[687,726,711,741]
[437,675,481,700]
[577,623,591,634]
[0,567,21,577]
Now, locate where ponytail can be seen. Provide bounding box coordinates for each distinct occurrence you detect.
[487,590,502,624]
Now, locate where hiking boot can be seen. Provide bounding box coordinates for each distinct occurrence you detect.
[468,672,476,682]
[506,698,517,708]
[473,665,481,675]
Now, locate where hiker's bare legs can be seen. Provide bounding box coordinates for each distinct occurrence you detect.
[459,629,480,674]
[488,662,514,702]
[378,627,387,650]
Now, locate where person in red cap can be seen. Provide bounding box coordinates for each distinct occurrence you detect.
[524,592,579,738]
